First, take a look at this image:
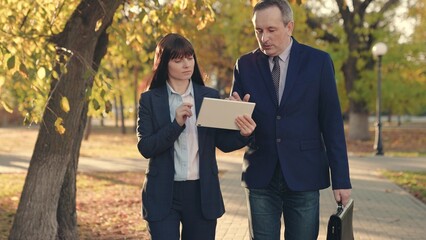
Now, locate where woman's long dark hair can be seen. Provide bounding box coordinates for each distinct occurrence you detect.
[148,33,204,90]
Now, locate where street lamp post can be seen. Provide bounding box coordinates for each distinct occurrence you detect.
[371,42,388,155]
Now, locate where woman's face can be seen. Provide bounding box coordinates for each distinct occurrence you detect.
[167,55,195,82]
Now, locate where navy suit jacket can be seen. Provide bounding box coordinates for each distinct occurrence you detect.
[232,38,351,191]
[137,83,249,221]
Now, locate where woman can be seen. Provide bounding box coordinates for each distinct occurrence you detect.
[136,33,256,240]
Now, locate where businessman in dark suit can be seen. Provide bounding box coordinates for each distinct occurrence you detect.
[230,1,352,239]
[137,33,256,240]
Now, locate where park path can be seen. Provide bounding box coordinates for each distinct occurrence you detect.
[215,155,426,240]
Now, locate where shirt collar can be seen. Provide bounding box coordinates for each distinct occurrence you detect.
[166,80,194,97]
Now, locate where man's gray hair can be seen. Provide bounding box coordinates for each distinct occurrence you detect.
[253,0,294,24]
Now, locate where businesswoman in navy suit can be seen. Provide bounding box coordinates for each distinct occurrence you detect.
[230,1,351,239]
[137,33,256,240]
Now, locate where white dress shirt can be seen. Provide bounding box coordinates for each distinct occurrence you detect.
[167,80,200,181]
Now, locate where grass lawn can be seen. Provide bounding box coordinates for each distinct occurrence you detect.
[381,171,426,204]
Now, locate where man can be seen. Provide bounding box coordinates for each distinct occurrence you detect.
[230,0,352,239]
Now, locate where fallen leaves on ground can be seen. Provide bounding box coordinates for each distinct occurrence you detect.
[0,172,150,240]
[77,172,149,239]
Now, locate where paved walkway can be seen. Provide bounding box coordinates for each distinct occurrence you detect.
[1,153,425,239]
[217,155,426,240]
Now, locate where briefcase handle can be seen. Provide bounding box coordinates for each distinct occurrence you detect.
[335,199,354,218]
[336,201,344,215]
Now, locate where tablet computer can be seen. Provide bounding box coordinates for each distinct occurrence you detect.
[196,97,255,130]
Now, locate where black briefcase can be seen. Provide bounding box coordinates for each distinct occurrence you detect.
[326,199,354,240]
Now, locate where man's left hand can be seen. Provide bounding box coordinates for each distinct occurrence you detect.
[333,189,352,207]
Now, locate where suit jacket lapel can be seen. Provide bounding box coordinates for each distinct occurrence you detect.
[255,51,279,107]
[193,83,204,118]
[280,38,302,110]
[193,83,209,158]
[152,86,171,126]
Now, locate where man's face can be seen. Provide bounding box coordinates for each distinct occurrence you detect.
[252,6,293,57]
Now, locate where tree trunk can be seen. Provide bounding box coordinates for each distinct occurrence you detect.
[9,1,122,239]
[133,66,139,131]
[338,1,371,141]
[119,93,126,134]
[336,0,400,140]
[114,96,119,127]
[348,111,370,140]
[84,116,92,141]
[57,135,81,239]
[342,55,371,140]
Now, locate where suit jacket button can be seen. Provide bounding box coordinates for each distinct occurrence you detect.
[276,116,281,120]
[276,138,281,143]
